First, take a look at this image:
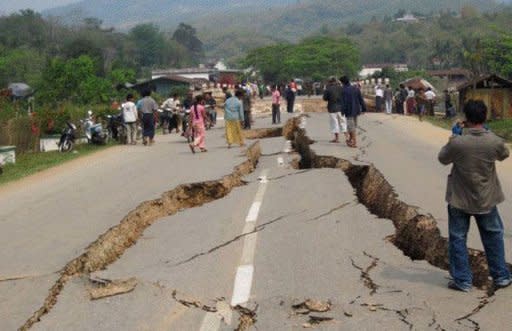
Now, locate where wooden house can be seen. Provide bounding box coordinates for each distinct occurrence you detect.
[457,75,512,119]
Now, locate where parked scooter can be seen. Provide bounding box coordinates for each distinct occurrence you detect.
[107,113,127,144]
[57,121,77,152]
[182,108,193,143]
[157,108,170,134]
[82,111,107,145]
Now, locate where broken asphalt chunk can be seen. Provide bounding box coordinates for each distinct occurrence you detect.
[88,277,138,300]
[292,299,332,313]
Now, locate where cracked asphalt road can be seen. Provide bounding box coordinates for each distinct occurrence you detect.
[2,111,512,330]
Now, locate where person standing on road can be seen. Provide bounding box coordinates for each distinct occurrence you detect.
[182,92,194,135]
[394,88,402,114]
[137,89,159,146]
[242,85,252,129]
[161,93,179,133]
[161,93,181,134]
[271,85,281,124]
[425,87,436,116]
[384,84,393,114]
[258,82,266,99]
[416,88,427,121]
[188,95,208,153]
[444,90,455,118]
[375,84,384,112]
[121,93,138,145]
[224,89,245,148]
[340,76,366,148]
[323,77,347,143]
[398,84,408,115]
[285,84,296,113]
[406,86,416,115]
[204,92,217,128]
[438,100,511,292]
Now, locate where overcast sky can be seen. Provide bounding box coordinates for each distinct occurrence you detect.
[0,0,80,14]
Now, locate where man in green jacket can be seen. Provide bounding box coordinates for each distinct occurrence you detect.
[438,99,510,292]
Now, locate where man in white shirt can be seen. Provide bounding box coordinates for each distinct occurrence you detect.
[161,93,181,133]
[121,93,138,145]
[375,85,384,112]
[425,87,436,116]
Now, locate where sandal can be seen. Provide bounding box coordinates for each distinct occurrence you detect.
[189,143,195,154]
[200,148,208,152]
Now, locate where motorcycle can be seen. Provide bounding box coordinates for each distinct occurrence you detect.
[107,113,127,144]
[182,108,193,143]
[57,121,77,152]
[158,108,172,134]
[205,104,216,130]
[82,112,107,145]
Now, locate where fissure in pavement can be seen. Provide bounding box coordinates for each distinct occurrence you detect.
[244,127,283,140]
[18,142,261,331]
[285,116,512,290]
[350,251,380,295]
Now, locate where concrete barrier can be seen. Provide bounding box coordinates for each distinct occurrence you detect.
[0,146,16,164]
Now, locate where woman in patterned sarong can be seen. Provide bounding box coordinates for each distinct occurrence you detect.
[224,89,245,148]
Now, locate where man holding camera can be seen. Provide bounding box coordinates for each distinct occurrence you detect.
[438,100,511,292]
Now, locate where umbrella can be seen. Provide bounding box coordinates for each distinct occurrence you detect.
[8,83,33,98]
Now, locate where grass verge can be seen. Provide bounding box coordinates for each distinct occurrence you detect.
[0,143,113,186]
[425,116,512,142]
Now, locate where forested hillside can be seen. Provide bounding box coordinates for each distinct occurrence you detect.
[0,10,204,105]
[195,0,507,63]
[243,7,512,83]
[339,7,512,74]
[44,0,507,63]
[43,0,295,29]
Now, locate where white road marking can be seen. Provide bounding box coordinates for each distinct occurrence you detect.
[240,232,258,266]
[199,169,269,330]
[245,202,261,223]
[230,265,254,306]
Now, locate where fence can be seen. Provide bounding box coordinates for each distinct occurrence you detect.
[0,117,39,154]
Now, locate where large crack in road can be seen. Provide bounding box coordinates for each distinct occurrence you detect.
[282,115,512,329]
[18,142,262,331]
[286,116,512,290]
[16,116,510,330]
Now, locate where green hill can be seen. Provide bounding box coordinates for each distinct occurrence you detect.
[44,0,506,63]
[193,0,506,63]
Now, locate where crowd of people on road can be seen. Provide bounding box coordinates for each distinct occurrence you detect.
[117,83,264,153]
[371,83,458,121]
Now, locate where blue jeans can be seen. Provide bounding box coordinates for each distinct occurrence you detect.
[448,205,511,289]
